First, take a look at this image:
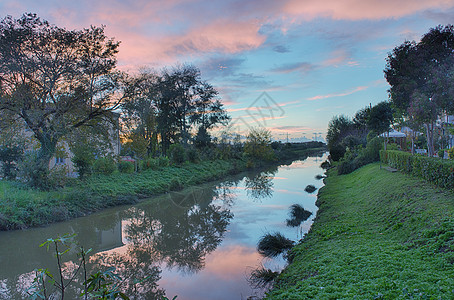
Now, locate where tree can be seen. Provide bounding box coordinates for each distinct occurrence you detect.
[0,14,124,188]
[244,127,275,162]
[385,25,454,156]
[326,115,355,161]
[122,65,229,155]
[121,70,159,157]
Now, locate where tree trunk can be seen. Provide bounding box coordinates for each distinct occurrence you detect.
[425,122,435,157]
[33,134,58,189]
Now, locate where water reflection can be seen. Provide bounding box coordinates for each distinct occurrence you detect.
[0,154,327,299]
[244,167,277,201]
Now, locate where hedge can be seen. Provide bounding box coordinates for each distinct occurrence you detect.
[380,150,454,189]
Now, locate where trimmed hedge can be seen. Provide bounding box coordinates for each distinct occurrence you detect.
[380,150,454,189]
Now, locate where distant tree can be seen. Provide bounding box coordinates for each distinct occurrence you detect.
[244,128,275,162]
[0,14,124,188]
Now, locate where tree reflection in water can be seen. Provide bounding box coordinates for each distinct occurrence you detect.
[89,183,235,298]
[244,168,277,201]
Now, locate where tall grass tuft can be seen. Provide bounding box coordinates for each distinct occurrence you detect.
[304,184,317,193]
[248,266,279,289]
[286,204,312,227]
[257,232,294,258]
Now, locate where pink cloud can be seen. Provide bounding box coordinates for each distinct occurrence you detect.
[307,86,368,101]
[283,0,454,20]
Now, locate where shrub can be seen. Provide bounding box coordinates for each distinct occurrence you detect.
[380,150,454,189]
[244,128,275,162]
[93,157,116,175]
[169,144,185,165]
[48,165,69,188]
[0,144,23,180]
[71,147,95,179]
[186,148,199,163]
[118,161,134,173]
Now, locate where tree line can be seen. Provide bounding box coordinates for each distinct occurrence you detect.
[0,13,231,188]
[327,24,454,168]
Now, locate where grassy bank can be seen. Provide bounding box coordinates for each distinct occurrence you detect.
[267,163,454,299]
[0,159,244,230]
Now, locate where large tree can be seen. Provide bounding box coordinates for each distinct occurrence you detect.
[385,25,454,156]
[123,65,229,156]
[0,14,124,187]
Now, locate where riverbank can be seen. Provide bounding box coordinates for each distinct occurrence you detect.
[267,162,454,298]
[0,144,326,231]
[0,159,245,230]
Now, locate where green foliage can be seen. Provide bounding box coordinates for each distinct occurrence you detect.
[337,137,384,175]
[0,144,23,180]
[326,115,355,161]
[141,157,170,171]
[118,161,135,174]
[0,14,122,185]
[29,234,132,299]
[367,101,394,134]
[17,151,50,189]
[93,157,117,175]
[448,147,454,159]
[71,144,96,179]
[244,128,275,162]
[380,150,454,189]
[0,159,243,230]
[268,163,454,299]
[186,147,199,163]
[169,144,185,165]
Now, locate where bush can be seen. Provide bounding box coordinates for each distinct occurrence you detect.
[93,157,116,175]
[338,137,384,175]
[380,150,454,189]
[48,165,69,188]
[186,148,199,163]
[169,144,185,165]
[118,161,134,173]
[0,144,23,180]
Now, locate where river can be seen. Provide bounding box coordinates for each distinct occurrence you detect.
[0,153,327,300]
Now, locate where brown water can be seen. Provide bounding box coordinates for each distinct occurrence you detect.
[0,153,327,299]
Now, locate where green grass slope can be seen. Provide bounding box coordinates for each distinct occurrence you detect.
[0,159,243,230]
[267,163,454,299]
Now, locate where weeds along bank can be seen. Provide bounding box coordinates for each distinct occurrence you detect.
[0,159,243,230]
[267,163,454,299]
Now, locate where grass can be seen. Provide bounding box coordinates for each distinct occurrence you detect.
[0,159,245,230]
[267,162,454,299]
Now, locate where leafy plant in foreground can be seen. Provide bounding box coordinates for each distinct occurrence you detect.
[27,234,134,299]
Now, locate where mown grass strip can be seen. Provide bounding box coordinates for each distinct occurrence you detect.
[267,163,454,299]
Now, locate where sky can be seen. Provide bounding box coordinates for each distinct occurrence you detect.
[1,0,454,141]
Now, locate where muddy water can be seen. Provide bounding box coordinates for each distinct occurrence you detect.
[0,154,327,300]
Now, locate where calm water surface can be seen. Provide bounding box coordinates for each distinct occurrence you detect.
[0,154,327,299]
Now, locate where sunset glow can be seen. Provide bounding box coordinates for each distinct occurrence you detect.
[2,0,453,139]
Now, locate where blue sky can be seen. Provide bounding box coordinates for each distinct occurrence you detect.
[1,0,454,140]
